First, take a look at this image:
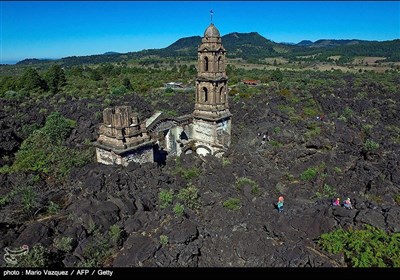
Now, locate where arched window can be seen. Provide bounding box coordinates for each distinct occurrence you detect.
[218,56,222,71]
[203,87,208,102]
[220,86,225,102]
[204,57,209,72]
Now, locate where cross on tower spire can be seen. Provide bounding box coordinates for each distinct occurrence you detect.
[210,10,214,23]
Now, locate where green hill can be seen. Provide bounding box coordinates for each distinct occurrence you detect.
[13,33,400,66]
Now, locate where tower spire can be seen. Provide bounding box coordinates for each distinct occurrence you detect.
[210,10,214,23]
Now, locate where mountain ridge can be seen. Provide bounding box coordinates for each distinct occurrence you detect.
[14,32,400,65]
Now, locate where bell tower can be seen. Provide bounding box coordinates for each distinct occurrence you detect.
[192,22,232,156]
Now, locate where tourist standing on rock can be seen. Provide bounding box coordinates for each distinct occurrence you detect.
[277,196,284,212]
[343,198,353,209]
[332,198,340,206]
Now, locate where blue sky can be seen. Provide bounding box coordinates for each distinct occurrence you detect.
[1,1,399,63]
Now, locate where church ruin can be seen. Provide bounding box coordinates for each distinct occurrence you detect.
[95,23,232,166]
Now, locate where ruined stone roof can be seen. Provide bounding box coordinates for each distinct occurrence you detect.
[204,23,220,38]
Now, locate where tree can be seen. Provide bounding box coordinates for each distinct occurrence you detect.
[0,76,17,95]
[45,65,66,94]
[89,68,102,81]
[19,68,48,91]
[271,69,283,82]
[122,77,132,90]
[68,65,84,76]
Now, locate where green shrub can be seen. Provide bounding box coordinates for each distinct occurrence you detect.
[334,167,342,174]
[173,203,184,216]
[9,244,48,267]
[21,186,37,215]
[177,185,200,210]
[314,184,338,199]
[342,107,354,119]
[0,186,25,207]
[318,225,400,267]
[236,177,257,190]
[236,177,260,196]
[181,167,200,180]
[21,123,41,138]
[8,112,93,182]
[395,195,400,206]
[269,140,283,147]
[77,230,112,267]
[47,201,61,214]
[251,185,260,196]
[87,218,97,234]
[159,235,169,246]
[53,236,73,252]
[222,158,231,167]
[300,167,318,181]
[172,165,201,180]
[165,87,174,94]
[158,189,174,209]
[362,124,373,134]
[41,112,76,144]
[163,109,178,117]
[109,225,122,244]
[303,106,320,117]
[364,139,379,152]
[304,125,321,139]
[223,198,241,211]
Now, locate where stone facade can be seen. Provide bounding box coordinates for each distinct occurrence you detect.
[95,23,232,166]
[192,23,232,157]
[95,106,154,166]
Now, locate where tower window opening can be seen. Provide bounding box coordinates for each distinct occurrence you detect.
[204,57,209,72]
[203,87,208,102]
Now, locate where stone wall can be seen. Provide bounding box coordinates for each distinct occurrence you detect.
[96,143,154,167]
[97,106,149,150]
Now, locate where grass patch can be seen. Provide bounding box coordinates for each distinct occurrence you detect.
[223,198,241,211]
[300,167,318,181]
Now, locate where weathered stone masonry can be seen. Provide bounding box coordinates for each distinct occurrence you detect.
[95,23,232,165]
